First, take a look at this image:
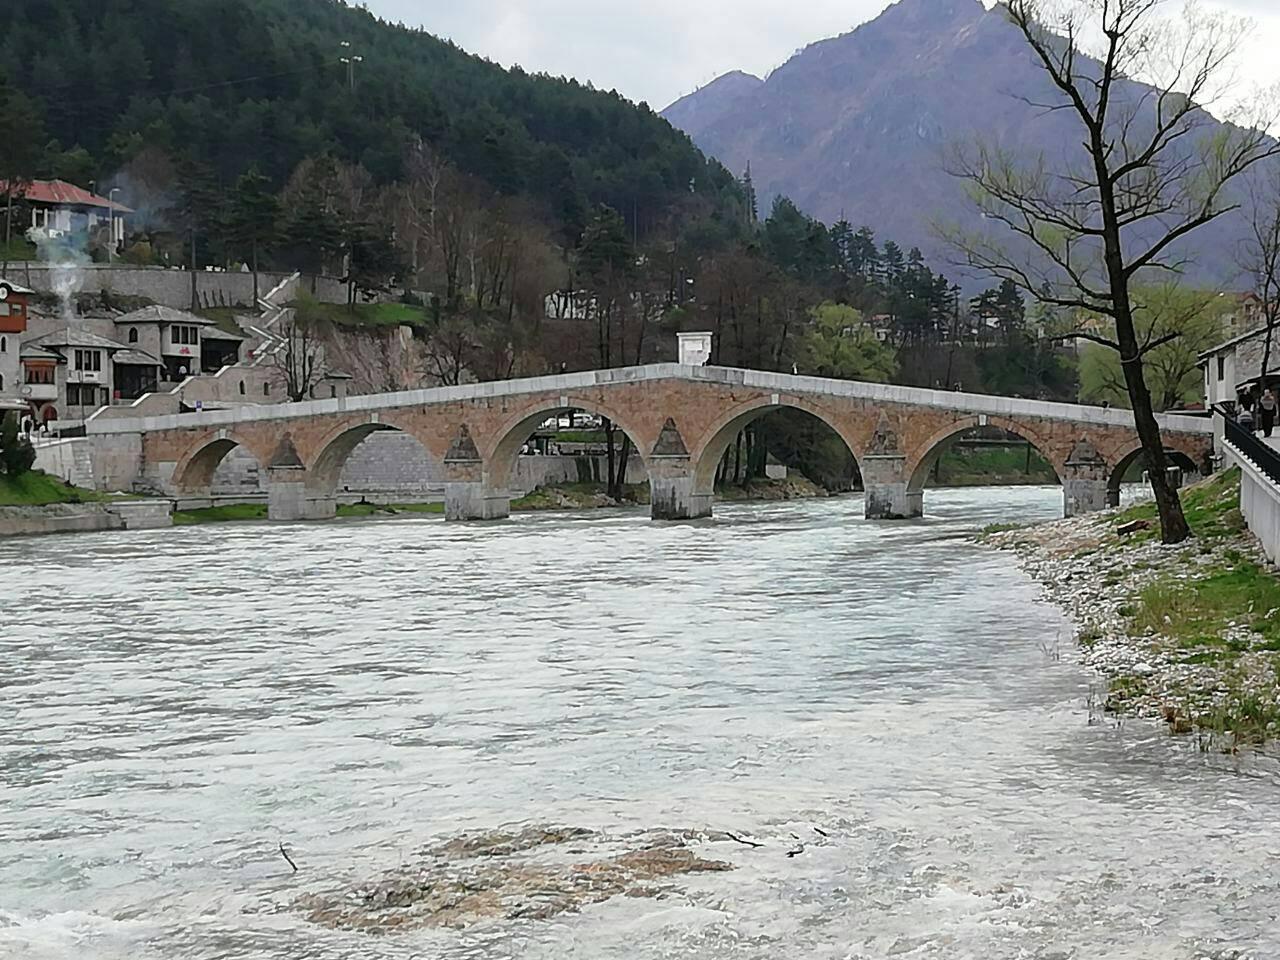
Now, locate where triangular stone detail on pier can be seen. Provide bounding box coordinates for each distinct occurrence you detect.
[1066,438,1105,466]
[268,431,304,469]
[867,412,900,456]
[651,417,690,457]
[444,424,482,462]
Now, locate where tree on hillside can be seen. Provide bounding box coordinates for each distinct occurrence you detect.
[274,317,325,402]
[225,167,281,306]
[803,302,898,382]
[168,156,222,310]
[344,221,407,309]
[1078,286,1227,411]
[0,70,45,249]
[945,0,1280,543]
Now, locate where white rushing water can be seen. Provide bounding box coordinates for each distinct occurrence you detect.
[2,487,1278,960]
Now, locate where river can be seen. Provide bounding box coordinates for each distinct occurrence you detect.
[2,487,1277,960]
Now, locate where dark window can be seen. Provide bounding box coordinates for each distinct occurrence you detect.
[1217,356,1226,382]
[0,336,6,353]
[263,382,270,396]
[239,380,246,395]
[128,327,138,344]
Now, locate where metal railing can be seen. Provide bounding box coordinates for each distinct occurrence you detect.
[1220,408,1280,487]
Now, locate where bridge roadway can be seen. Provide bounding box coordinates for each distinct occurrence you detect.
[83,363,1215,522]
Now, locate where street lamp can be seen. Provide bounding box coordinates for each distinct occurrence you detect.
[108,188,121,265]
[339,41,363,92]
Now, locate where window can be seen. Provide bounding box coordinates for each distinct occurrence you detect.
[239,380,246,395]
[1217,356,1226,382]
[74,349,103,372]
[0,374,4,391]
[170,325,199,346]
[67,383,103,406]
[0,305,8,317]
[0,336,6,353]
[24,365,54,385]
[128,327,139,344]
[263,382,270,396]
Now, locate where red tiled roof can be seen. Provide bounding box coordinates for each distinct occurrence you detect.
[0,178,133,213]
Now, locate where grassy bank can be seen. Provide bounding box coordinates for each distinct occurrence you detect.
[173,501,446,524]
[0,471,109,507]
[933,444,1058,486]
[988,468,1280,747]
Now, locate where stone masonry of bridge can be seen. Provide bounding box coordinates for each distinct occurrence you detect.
[82,364,1215,523]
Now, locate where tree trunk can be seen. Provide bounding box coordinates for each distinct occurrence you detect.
[1093,143,1189,544]
[604,418,618,499]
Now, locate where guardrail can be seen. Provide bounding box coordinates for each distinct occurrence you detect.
[1221,410,1280,487]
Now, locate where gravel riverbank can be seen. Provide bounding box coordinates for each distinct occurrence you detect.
[983,468,1280,747]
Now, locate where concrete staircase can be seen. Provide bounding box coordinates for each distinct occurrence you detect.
[246,272,300,367]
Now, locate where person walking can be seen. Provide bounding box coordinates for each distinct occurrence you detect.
[1261,387,1277,438]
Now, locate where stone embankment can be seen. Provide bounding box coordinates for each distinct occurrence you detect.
[0,500,172,538]
[984,469,1280,746]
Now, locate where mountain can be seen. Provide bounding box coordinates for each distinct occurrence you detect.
[2,0,741,241]
[662,0,1250,290]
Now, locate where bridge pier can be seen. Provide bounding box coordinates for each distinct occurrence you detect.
[443,429,509,521]
[1063,441,1109,517]
[862,453,922,520]
[266,467,336,521]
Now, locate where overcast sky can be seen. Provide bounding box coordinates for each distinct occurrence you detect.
[365,0,1280,110]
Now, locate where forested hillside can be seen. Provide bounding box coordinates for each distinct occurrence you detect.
[3,0,743,241]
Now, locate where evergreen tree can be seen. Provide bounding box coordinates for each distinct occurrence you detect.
[0,413,35,477]
[225,167,282,305]
[0,69,46,249]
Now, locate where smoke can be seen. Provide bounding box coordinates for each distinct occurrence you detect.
[26,227,90,323]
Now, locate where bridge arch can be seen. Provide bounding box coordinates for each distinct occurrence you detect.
[486,397,652,494]
[304,416,445,497]
[691,395,862,496]
[171,430,270,495]
[906,416,1064,496]
[1107,443,1205,506]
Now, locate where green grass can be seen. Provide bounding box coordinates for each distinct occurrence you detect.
[336,501,443,517]
[0,471,109,506]
[172,503,269,525]
[933,444,1058,486]
[1106,467,1242,543]
[0,239,37,261]
[1130,563,1280,651]
[979,521,1024,535]
[291,299,428,329]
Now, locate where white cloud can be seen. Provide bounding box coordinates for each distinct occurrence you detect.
[367,0,1280,109]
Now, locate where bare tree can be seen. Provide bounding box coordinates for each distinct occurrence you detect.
[1242,167,1280,386]
[274,318,325,402]
[944,0,1280,543]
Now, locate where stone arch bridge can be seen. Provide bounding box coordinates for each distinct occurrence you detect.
[84,364,1214,522]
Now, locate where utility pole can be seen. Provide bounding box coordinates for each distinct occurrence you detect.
[339,41,363,92]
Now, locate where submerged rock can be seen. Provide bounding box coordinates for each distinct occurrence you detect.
[297,824,733,933]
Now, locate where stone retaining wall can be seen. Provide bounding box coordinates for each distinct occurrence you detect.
[5,263,349,309]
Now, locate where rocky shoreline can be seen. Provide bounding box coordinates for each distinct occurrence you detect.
[983,469,1280,748]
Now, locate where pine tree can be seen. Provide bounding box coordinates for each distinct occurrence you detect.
[225,167,282,305]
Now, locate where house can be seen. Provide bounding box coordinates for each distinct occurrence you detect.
[1,178,132,252]
[111,305,241,380]
[19,327,162,425]
[1198,324,1280,407]
[0,279,34,402]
